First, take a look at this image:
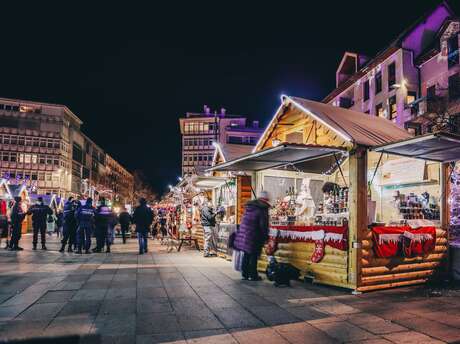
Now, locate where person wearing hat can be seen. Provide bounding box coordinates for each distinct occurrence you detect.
[10,197,26,251]
[234,190,271,281]
[27,196,53,250]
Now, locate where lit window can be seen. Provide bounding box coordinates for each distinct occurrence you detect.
[406,91,416,104]
[389,95,397,121]
[24,154,31,163]
[375,103,384,118]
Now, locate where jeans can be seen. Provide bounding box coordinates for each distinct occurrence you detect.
[203,225,217,255]
[32,223,46,246]
[242,252,259,279]
[138,232,148,253]
[77,225,92,251]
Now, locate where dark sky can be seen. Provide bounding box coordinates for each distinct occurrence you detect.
[1,1,458,194]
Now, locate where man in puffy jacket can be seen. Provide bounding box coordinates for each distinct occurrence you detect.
[132,198,153,254]
[59,197,78,252]
[200,200,217,257]
[75,198,95,254]
[94,198,113,253]
[118,207,131,244]
[234,191,270,281]
[27,197,53,250]
[10,197,26,251]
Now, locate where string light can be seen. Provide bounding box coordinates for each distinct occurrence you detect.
[450,163,460,244]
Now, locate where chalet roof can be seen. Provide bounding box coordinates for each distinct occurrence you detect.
[215,143,253,163]
[255,96,412,150]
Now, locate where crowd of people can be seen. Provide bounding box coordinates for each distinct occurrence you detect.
[0,196,177,255]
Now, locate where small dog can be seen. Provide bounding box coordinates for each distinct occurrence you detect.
[266,257,300,287]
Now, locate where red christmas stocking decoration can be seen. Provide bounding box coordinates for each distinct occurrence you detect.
[311,239,325,263]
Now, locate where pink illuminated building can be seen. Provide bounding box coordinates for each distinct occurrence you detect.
[323,2,459,135]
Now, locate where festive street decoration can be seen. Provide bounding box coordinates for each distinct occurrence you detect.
[372,226,436,258]
[268,225,348,263]
[450,163,460,245]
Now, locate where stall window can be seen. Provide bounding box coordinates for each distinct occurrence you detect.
[367,151,440,225]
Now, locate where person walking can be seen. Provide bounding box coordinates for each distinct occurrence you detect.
[60,197,78,253]
[132,198,153,255]
[75,198,95,254]
[27,196,53,250]
[234,191,270,281]
[94,198,113,253]
[118,207,131,244]
[200,200,217,258]
[9,197,26,251]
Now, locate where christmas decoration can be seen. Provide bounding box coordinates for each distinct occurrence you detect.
[372,226,436,258]
[450,163,460,245]
[268,225,348,263]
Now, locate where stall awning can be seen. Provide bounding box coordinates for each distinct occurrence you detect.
[373,132,460,163]
[191,176,228,189]
[207,143,346,173]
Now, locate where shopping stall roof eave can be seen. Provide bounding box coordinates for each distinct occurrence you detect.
[191,176,229,189]
[207,144,347,172]
[372,131,460,163]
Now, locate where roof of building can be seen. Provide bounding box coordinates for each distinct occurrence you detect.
[323,1,456,103]
[256,96,412,150]
[215,143,254,162]
[0,97,83,125]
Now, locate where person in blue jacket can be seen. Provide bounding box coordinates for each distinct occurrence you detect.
[75,198,95,254]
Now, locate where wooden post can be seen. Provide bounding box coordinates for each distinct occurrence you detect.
[440,162,450,277]
[348,147,368,291]
[236,175,252,224]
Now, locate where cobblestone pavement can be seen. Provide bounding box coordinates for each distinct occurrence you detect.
[0,234,459,343]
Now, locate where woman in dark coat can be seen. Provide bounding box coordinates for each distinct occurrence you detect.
[234,191,270,281]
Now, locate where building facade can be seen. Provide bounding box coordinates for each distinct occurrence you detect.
[0,97,134,204]
[323,2,459,134]
[179,106,263,175]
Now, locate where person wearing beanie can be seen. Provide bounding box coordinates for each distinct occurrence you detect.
[234,190,271,281]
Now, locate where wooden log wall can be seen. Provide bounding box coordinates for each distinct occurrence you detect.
[357,227,448,292]
[258,242,350,288]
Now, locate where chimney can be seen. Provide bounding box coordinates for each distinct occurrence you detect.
[220,107,226,116]
[252,120,259,128]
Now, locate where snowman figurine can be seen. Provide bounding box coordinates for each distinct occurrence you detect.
[295,178,316,223]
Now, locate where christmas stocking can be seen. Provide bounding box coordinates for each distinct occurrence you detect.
[311,230,325,263]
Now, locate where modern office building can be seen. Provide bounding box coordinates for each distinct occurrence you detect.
[323,2,459,134]
[179,106,263,176]
[0,97,133,203]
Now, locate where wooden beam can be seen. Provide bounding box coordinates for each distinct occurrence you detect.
[348,147,368,290]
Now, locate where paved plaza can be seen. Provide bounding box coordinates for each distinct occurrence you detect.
[0,235,459,343]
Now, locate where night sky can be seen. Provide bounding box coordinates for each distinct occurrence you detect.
[1,1,458,195]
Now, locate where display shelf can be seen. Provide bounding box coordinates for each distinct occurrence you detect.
[379,179,439,189]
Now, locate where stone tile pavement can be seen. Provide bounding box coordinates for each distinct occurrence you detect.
[0,234,459,343]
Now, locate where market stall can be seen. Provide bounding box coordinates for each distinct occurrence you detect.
[209,95,454,291]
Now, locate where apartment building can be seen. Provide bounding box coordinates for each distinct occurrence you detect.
[179,106,263,176]
[0,97,133,203]
[323,2,459,134]
[106,154,134,205]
